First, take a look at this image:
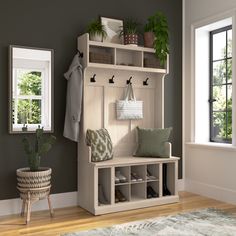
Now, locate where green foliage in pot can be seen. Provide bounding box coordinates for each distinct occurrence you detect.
[119,18,139,36]
[145,12,169,66]
[86,19,107,39]
[22,127,56,171]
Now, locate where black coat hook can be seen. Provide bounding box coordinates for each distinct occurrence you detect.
[78,49,83,58]
[90,74,96,83]
[109,75,115,84]
[127,76,132,84]
[143,78,149,86]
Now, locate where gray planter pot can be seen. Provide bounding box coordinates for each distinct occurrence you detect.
[144,32,155,48]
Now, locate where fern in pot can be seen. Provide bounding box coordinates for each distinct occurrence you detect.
[120,19,139,46]
[16,127,56,198]
[144,11,169,66]
[87,19,107,42]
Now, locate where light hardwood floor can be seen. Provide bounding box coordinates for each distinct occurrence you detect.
[0,191,236,236]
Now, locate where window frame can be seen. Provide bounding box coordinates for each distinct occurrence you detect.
[9,45,54,133]
[209,25,232,143]
[12,67,44,129]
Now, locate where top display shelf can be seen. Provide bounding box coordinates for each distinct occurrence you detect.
[78,33,169,74]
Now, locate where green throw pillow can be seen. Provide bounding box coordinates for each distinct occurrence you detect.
[135,127,172,157]
[86,128,113,162]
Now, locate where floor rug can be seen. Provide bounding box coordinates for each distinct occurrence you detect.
[63,208,236,236]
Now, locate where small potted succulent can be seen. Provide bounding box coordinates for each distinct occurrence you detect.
[87,19,107,42]
[16,127,56,199]
[144,12,169,66]
[120,19,139,46]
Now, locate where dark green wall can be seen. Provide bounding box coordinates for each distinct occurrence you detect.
[0,0,182,200]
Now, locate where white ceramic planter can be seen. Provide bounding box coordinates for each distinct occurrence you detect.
[89,33,103,42]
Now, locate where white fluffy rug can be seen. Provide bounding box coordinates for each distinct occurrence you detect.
[63,208,236,236]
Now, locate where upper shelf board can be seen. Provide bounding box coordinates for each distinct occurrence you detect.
[78,33,169,74]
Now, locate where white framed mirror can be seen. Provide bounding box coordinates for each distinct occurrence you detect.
[9,46,54,133]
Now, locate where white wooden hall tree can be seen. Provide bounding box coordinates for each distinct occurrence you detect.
[77,33,179,215]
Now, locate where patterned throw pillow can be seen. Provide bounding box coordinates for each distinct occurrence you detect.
[86,128,113,162]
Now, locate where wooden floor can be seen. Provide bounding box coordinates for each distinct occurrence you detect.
[0,191,236,236]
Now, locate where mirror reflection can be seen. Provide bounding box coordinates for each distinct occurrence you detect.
[9,46,54,133]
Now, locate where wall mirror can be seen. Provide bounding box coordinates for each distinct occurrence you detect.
[9,46,54,133]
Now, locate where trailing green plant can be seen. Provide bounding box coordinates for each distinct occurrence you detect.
[119,18,139,36]
[86,19,107,39]
[22,127,56,171]
[145,12,169,66]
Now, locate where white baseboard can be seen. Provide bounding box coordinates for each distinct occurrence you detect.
[185,179,236,205]
[0,191,77,217]
[177,179,185,191]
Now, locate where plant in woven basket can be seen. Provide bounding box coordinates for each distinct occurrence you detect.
[119,19,140,45]
[22,127,56,171]
[144,11,169,66]
[87,19,107,42]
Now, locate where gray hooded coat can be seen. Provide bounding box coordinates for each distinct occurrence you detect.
[63,53,83,142]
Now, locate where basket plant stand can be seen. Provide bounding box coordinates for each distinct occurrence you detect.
[18,186,54,224]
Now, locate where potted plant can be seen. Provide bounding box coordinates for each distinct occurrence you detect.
[120,19,139,46]
[16,127,56,200]
[87,19,107,42]
[144,12,169,66]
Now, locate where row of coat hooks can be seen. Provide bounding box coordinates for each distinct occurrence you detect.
[90,74,149,86]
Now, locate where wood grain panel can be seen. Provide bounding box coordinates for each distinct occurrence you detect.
[131,87,155,129]
[104,87,132,156]
[84,85,104,130]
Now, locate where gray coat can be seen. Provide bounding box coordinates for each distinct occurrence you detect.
[63,53,83,142]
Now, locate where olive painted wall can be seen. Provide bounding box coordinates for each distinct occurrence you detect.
[0,0,182,200]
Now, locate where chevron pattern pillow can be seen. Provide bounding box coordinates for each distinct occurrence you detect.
[86,128,113,162]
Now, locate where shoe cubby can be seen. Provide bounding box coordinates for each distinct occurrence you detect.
[115,185,130,204]
[98,168,112,206]
[147,164,159,182]
[131,182,146,201]
[115,166,130,185]
[131,165,146,183]
[163,163,176,196]
[89,46,115,64]
[116,49,143,67]
[144,52,164,69]
[147,181,159,199]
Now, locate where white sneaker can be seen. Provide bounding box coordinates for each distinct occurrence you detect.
[115,171,127,183]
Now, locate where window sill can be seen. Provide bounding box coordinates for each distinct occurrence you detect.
[185,142,236,152]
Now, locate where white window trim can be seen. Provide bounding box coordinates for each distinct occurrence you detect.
[190,10,236,149]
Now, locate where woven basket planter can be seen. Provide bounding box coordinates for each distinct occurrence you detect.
[16,167,52,199]
[124,34,138,46]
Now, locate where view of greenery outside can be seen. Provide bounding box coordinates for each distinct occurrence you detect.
[211,28,232,143]
[15,71,42,125]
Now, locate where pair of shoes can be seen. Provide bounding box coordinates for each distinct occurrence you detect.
[115,171,127,184]
[131,172,143,182]
[147,170,157,181]
[115,189,126,203]
[147,186,158,198]
[98,184,109,205]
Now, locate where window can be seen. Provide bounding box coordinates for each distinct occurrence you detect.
[12,65,44,129]
[209,26,232,143]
